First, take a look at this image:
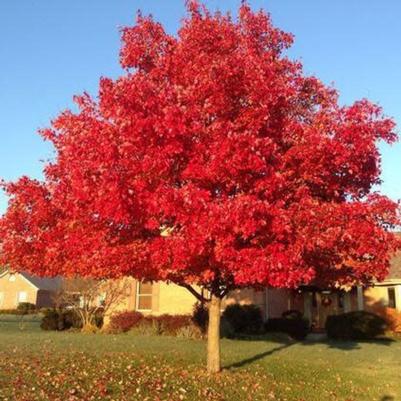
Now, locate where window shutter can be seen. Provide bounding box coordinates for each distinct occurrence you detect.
[152,282,160,313]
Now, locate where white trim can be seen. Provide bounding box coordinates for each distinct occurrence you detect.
[19,274,40,290]
[264,288,269,319]
[395,285,401,312]
[344,292,351,313]
[135,281,152,312]
[17,291,28,304]
[0,270,40,290]
[373,281,401,287]
[303,292,312,322]
[386,286,397,309]
[357,287,364,311]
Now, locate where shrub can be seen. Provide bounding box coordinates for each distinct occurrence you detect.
[265,317,309,340]
[282,309,303,320]
[0,309,21,315]
[94,313,104,329]
[81,323,99,334]
[39,307,54,315]
[192,303,208,334]
[220,317,235,338]
[264,310,309,340]
[0,304,37,315]
[133,314,193,336]
[222,304,263,334]
[129,318,161,336]
[175,324,203,339]
[127,314,200,337]
[17,302,37,314]
[0,307,37,315]
[326,311,388,340]
[40,309,103,331]
[369,305,401,333]
[40,310,59,331]
[40,309,73,331]
[63,310,81,329]
[109,311,144,333]
[153,314,192,335]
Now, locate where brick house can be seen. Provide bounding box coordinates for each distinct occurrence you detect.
[1,248,400,330]
[0,270,61,309]
[107,247,401,330]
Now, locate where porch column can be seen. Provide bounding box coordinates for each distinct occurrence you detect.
[344,292,351,313]
[264,288,269,320]
[395,285,401,312]
[303,292,312,322]
[357,286,364,311]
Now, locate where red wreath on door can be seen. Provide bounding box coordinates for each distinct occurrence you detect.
[321,295,332,307]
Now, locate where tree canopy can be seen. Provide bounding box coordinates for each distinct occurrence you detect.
[1,1,399,298]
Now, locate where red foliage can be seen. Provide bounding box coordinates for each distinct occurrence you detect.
[149,314,193,335]
[370,305,401,333]
[109,311,144,333]
[0,3,400,297]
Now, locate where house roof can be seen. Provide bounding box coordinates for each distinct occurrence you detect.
[385,232,401,280]
[20,272,62,291]
[388,251,401,280]
[0,269,62,291]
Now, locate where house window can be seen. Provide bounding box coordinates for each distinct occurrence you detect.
[136,282,152,311]
[388,287,396,309]
[98,292,107,307]
[312,292,317,308]
[17,291,27,304]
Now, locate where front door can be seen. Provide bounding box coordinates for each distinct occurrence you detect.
[305,291,343,330]
[316,292,339,329]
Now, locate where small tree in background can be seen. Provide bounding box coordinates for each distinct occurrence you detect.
[0,2,400,372]
[53,277,131,330]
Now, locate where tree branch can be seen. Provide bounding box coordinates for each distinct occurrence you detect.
[179,283,209,303]
[220,287,231,298]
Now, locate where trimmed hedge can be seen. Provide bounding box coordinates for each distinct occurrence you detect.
[265,318,309,340]
[222,304,263,334]
[325,311,388,340]
[16,302,37,314]
[110,304,267,338]
[192,303,208,334]
[109,311,144,333]
[41,310,74,331]
[151,314,193,335]
[0,307,38,315]
[265,310,310,340]
[109,311,199,336]
[282,309,303,320]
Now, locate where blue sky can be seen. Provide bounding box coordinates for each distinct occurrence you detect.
[0,0,400,214]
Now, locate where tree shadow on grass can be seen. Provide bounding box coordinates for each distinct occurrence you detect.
[224,342,293,369]
[223,333,396,369]
[322,337,395,350]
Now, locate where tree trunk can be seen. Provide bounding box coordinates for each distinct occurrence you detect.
[207,294,221,374]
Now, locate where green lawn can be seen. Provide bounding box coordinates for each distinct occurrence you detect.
[0,317,400,401]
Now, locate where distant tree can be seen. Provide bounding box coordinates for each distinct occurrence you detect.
[0,2,399,372]
[53,277,131,330]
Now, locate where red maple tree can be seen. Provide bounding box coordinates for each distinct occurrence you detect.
[1,2,400,372]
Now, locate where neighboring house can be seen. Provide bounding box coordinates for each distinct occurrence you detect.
[0,270,61,309]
